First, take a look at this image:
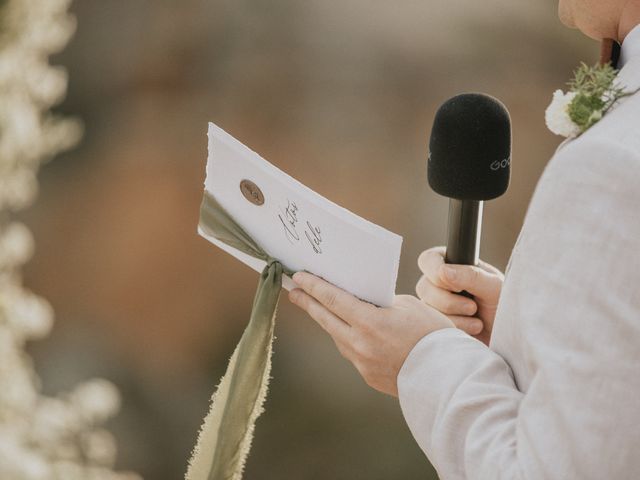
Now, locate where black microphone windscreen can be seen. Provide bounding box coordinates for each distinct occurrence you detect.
[428,93,511,201]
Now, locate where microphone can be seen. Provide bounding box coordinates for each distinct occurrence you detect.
[427,93,511,283]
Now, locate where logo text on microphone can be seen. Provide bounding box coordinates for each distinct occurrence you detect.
[490,157,511,171]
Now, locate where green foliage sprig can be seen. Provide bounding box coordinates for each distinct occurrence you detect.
[566,62,638,133]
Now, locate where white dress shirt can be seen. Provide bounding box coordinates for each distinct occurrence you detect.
[398,24,640,479]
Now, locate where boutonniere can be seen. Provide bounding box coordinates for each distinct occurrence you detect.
[545,62,638,138]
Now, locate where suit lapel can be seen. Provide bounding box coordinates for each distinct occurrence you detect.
[614,55,640,95]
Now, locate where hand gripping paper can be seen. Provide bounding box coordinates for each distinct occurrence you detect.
[186,123,402,480]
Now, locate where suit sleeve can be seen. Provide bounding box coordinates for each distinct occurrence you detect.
[397,137,640,479]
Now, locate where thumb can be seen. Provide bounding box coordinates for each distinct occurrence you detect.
[439,263,500,300]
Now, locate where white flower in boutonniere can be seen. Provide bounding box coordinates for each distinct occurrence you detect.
[545,62,639,138]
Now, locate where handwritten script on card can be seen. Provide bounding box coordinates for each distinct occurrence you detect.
[199,122,402,307]
[277,199,323,254]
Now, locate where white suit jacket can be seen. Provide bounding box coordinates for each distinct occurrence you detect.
[398,29,640,480]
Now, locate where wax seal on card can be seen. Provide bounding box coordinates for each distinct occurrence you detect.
[239,179,264,206]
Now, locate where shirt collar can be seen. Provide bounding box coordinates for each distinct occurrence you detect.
[619,23,640,69]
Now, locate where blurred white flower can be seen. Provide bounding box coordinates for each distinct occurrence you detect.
[0,0,140,478]
[0,223,34,269]
[0,434,51,480]
[86,467,144,480]
[52,461,84,480]
[2,288,54,341]
[51,442,82,462]
[25,62,69,106]
[0,325,39,413]
[545,89,580,138]
[2,169,39,211]
[82,429,118,466]
[30,397,82,446]
[41,114,84,157]
[70,379,122,424]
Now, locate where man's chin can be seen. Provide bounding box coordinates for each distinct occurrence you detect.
[558,3,577,28]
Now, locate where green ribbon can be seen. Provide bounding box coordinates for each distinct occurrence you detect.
[186,192,294,480]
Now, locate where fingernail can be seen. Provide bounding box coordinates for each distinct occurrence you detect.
[465,303,477,315]
[292,272,303,284]
[472,321,483,334]
[443,266,457,281]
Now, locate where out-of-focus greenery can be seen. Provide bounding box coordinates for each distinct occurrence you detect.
[21,1,595,478]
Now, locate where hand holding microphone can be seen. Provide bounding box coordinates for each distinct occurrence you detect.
[416,246,503,346]
[289,92,513,394]
[416,93,512,345]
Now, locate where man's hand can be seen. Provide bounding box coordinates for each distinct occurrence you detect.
[415,246,504,346]
[289,272,454,397]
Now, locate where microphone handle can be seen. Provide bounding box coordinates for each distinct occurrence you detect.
[444,198,483,299]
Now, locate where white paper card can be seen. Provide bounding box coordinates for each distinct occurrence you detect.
[199,123,403,307]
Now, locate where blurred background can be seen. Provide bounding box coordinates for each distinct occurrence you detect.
[20,0,597,478]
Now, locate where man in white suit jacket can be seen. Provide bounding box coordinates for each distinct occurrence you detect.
[289,1,640,478]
